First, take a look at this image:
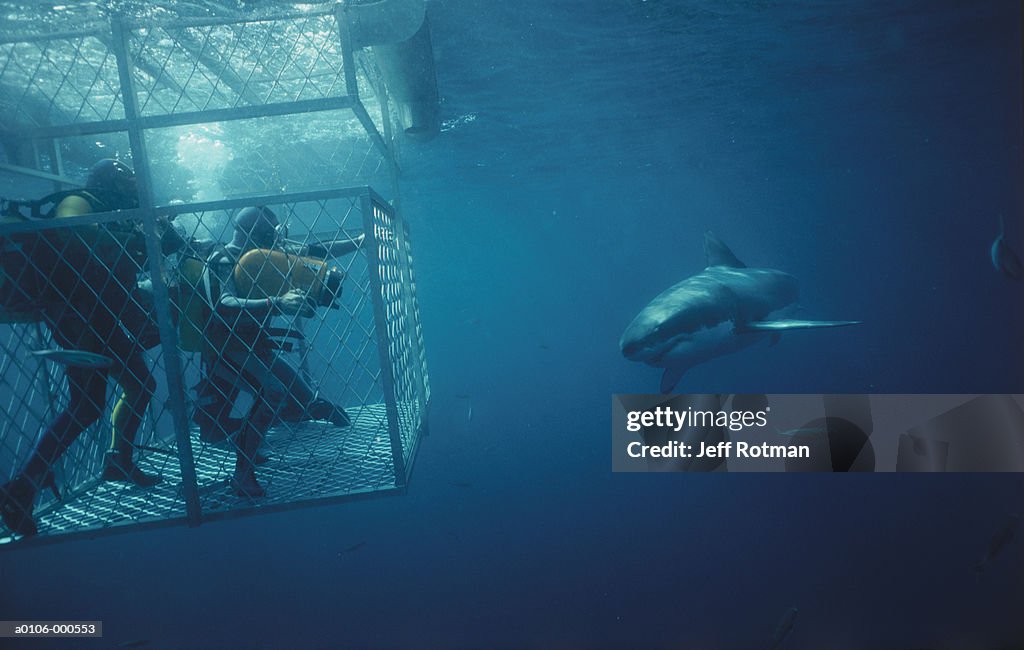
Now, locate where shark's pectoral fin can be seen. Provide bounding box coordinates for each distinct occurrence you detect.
[737,319,862,333]
[660,365,687,394]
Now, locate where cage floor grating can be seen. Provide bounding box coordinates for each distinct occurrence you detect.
[7,402,417,541]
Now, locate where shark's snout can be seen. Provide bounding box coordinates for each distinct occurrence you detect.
[621,338,642,360]
[620,319,659,361]
[621,325,679,364]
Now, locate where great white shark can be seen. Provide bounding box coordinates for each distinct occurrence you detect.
[620,232,862,393]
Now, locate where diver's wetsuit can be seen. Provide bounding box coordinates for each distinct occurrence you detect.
[1,192,156,536]
[203,244,325,494]
[196,241,351,438]
[193,203,355,497]
[25,233,155,478]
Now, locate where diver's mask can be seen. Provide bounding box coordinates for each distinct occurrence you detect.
[86,158,139,209]
[274,222,289,246]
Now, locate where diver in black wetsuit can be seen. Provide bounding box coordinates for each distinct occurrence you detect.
[197,206,361,498]
[0,159,175,537]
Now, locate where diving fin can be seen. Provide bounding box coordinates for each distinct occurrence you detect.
[737,319,862,333]
[30,349,113,369]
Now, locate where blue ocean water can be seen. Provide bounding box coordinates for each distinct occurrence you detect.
[2,1,1024,648]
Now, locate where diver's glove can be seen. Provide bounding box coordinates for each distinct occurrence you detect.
[270,290,316,318]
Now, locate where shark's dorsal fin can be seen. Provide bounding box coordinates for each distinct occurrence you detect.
[704,231,746,268]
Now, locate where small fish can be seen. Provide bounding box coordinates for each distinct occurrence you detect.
[449,481,472,489]
[768,606,798,650]
[339,542,366,554]
[731,393,769,412]
[539,343,550,350]
[30,349,113,369]
[467,404,473,422]
[973,513,1020,578]
[991,214,1023,280]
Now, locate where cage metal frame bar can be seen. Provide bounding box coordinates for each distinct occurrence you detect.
[0,187,379,237]
[0,163,77,186]
[3,482,406,551]
[111,14,203,527]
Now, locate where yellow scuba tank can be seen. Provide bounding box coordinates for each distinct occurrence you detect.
[233,249,344,308]
[176,255,210,353]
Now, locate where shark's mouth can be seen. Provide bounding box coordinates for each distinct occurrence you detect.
[648,333,689,366]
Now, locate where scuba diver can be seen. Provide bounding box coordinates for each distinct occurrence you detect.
[198,205,362,498]
[0,159,179,537]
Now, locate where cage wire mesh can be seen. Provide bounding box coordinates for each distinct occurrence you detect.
[370,202,428,466]
[0,32,125,128]
[129,14,349,115]
[0,7,429,545]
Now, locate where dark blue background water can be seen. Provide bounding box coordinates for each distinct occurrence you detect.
[3,1,1024,648]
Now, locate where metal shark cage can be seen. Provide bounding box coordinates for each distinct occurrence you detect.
[0,3,431,544]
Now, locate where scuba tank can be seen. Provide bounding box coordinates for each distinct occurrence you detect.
[233,248,344,308]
